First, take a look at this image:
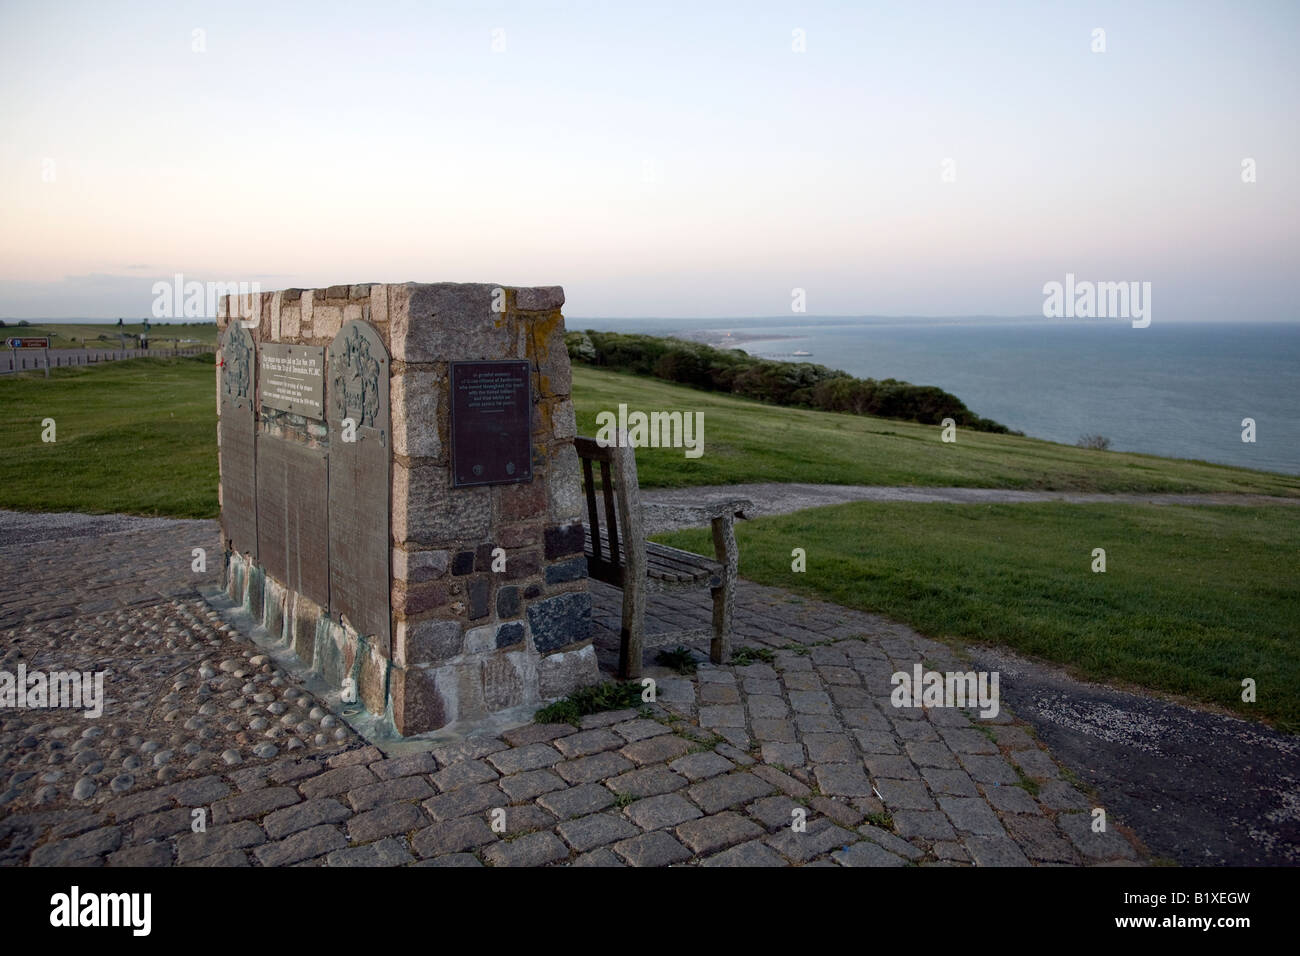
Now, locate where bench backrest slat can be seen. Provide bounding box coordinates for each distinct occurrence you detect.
[599,459,620,571]
[575,436,645,591]
[581,455,601,559]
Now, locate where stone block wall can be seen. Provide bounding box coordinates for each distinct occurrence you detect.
[216,282,599,736]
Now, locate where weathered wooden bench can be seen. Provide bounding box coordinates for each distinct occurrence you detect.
[575,435,751,679]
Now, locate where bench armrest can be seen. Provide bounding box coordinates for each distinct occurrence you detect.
[642,499,753,523]
[645,499,750,578]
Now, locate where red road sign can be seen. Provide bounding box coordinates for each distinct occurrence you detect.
[7,337,50,349]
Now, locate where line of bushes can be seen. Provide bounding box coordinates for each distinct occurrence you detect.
[565,330,1015,433]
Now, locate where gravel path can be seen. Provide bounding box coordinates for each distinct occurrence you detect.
[969,646,1299,865]
[637,484,1300,531]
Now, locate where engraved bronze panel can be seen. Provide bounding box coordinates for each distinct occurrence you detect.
[256,436,329,608]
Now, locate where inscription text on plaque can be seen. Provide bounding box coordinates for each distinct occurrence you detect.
[260,344,325,418]
[450,360,532,487]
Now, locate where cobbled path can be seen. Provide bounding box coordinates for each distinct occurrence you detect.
[0,512,1143,867]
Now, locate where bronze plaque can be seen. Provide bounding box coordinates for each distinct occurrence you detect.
[259,344,325,419]
[256,436,329,608]
[450,360,532,487]
[219,324,257,556]
[327,321,391,646]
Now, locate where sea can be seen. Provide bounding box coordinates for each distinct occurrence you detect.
[572,316,1300,477]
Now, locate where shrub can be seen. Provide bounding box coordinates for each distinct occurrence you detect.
[1077,434,1112,450]
[565,330,1012,433]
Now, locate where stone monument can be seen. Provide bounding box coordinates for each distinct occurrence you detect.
[215,283,598,735]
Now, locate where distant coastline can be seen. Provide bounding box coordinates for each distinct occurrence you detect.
[673,329,794,349]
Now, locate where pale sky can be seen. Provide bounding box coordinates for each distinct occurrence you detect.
[0,0,1296,320]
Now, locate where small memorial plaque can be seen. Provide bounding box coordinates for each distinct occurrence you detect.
[260,344,325,418]
[451,360,532,487]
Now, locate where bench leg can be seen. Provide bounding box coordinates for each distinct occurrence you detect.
[710,583,732,665]
[710,515,739,665]
[619,578,646,680]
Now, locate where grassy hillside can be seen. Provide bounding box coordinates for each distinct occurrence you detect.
[658,502,1300,729]
[574,366,1300,496]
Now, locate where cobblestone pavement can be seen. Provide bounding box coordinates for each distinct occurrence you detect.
[1,513,1144,867]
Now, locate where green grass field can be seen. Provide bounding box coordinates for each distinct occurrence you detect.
[658,503,1300,728]
[0,357,218,518]
[1,321,216,349]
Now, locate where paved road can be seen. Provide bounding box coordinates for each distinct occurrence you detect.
[0,347,211,375]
